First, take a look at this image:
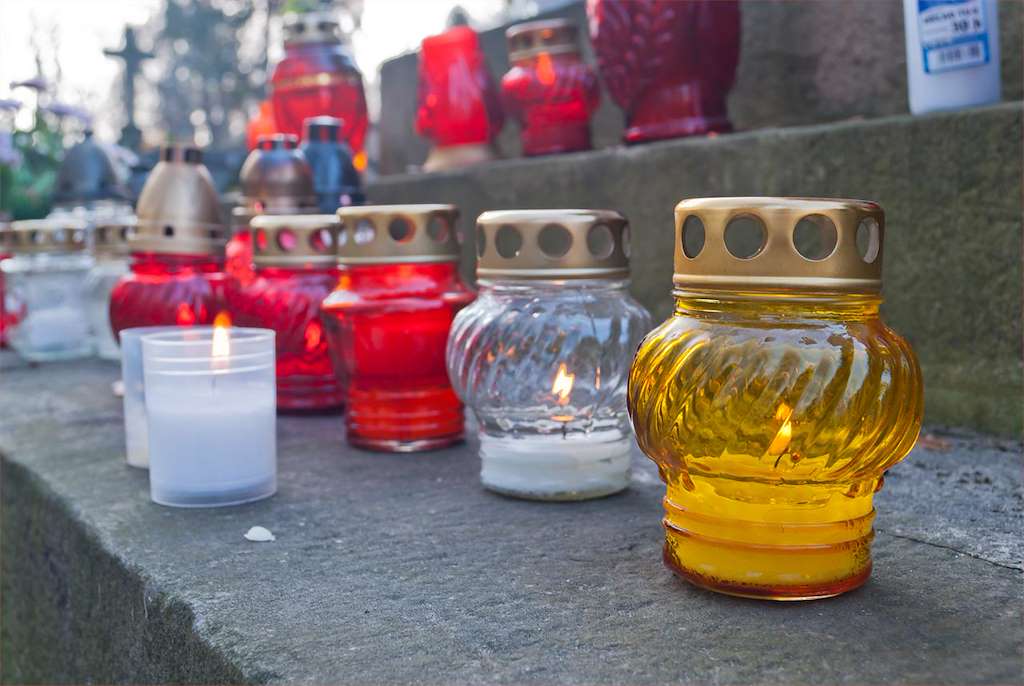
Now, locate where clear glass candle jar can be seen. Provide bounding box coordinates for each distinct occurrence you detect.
[321,205,475,451]
[501,20,600,156]
[227,214,342,411]
[447,211,651,500]
[85,218,134,360]
[142,327,277,507]
[109,145,229,336]
[1,219,94,361]
[628,198,924,600]
[120,325,184,468]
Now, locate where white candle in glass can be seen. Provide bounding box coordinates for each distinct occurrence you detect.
[119,326,198,469]
[141,327,277,508]
[479,430,632,501]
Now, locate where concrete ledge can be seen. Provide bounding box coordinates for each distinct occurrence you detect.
[368,103,1024,437]
[1,355,1022,684]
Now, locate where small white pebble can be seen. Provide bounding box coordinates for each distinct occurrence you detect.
[112,380,125,398]
[244,526,276,542]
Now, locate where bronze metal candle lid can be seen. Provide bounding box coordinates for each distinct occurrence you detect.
[249,214,339,267]
[234,134,318,230]
[673,197,884,293]
[131,144,227,255]
[335,205,460,265]
[506,19,580,61]
[5,218,89,254]
[475,209,630,281]
[282,11,342,46]
[93,216,137,258]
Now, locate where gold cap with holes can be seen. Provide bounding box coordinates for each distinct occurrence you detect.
[249,214,339,267]
[5,218,89,254]
[475,209,630,281]
[674,197,884,293]
[93,217,137,258]
[506,19,580,62]
[335,205,460,265]
[131,145,227,255]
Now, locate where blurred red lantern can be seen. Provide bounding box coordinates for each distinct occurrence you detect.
[246,100,279,151]
[501,19,600,156]
[270,11,368,156]
[415,25,504,171]
[587,0,740,144]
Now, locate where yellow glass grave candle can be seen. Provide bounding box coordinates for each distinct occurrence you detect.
[628,198,923,600]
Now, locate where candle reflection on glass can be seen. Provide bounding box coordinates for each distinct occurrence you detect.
[119,326,186,468]
[141,327,277,507]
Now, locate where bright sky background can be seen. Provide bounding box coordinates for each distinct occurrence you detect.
[0,0,514,141]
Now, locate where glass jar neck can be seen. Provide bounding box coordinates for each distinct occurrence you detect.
[478,278,631,295]
[130,251,222,275]
[673,288,882,321]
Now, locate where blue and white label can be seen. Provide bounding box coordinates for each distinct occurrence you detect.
[917,0,990,73]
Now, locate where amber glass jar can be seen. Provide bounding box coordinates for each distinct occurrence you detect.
[321,205,474,451]
[628,198,923,600]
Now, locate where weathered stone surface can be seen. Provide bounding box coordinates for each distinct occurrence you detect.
[368,102,1024,437]
[377,0,1023,174]
[1,355,1021,684]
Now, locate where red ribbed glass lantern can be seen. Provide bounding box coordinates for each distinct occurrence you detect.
[415,25,504,171]
[587,0,740,143]
[501,19,600,156]
[321,205,474,451]
[0,246,10,346]
[227,214,342,412]
[269,11,368,157]
[109,146,228,335]
[228,134,317,286]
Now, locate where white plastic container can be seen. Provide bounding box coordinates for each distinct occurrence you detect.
[903,0,1001,114]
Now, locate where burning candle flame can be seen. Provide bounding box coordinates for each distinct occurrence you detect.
[536,52,556,86]
[767,402,793,457]
[551,363,575,406]
[211,315,231,369]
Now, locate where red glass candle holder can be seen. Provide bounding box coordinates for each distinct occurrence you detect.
[109,145,228,336]
[587,0,740,143]
[501,20,600,156]
[246,99,279,151]
[415,26,504,171]
[228,134,317,286]
[0,248,10,346]
[227,214,342,412]
[270,11,368,157]
[321,205,474,451]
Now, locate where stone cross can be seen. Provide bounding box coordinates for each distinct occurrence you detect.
[103,26,153,150]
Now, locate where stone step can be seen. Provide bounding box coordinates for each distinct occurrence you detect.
[377,0,1022,174]
[368,102,1024,437]
[1,356,1021,683]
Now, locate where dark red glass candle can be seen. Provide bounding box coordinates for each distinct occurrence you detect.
[109,145,228,337]
[321,205,474,451]
[0,248,12,346]
[501,20,600,156]
[587,0,740,143]
[415,26,504,171]
[270,11,368,158]
[228,134,317,287]
[227,214,342,411]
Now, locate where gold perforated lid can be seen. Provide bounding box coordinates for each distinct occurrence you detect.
[131,145,227,255]
[673,197,884,293]
[335,205,460,265]
[506,19,580,61]
[93,216,137,257]
[249,214,339,267]
[5,218,89,254]
[475,209,630,281]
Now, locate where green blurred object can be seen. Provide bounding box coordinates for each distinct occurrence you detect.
[0,106,64,221]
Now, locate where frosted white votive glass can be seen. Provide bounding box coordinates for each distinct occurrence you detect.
[119,326,199,469]
[142,327,277,508]
[479,430,632,501]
